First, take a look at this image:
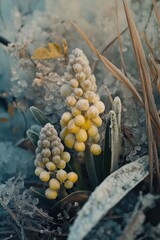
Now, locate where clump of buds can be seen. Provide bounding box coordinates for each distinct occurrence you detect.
[34,123,78,199]
[60,48,105,155]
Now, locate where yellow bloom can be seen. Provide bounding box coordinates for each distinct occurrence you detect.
[93,133,101,143]
[64,180,73,189]
[60,151,71,163]
[88,125,98,138]
[81,118,91,130]
[94,101,105,114]
[49,178,60,191]
[74,88,83,97]
[74,115,85,127]
[39,171,50,182]
[74,141,85,152]
[57,160,66,169]
[60,126,69,140]
[92,116,102,127]
[61,112,73,123]
[70,78,79,88]
[45,188,58,199]
[76,99,89,111]
[71,107,81,117]
[86,106,99,119]
[60,118,67,127]
[75,129,88,142]
[68,119,80,133]
[64,133,76,148]
[67,172,78,183]
[46,162,56,171]
[35,167,44,176]
[90,144,102,155]
[66,96,77,107]
[56,169,68,182]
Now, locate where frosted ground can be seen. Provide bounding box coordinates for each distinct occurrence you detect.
[0,0,160,240]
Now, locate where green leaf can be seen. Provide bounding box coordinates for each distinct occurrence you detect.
[102,119,111,179]
[72,157,90,190]
[27,129,39,147]
[93,154,103,183]
[51,190,91,214]
[30,106,52,126]
[85,144,99,189]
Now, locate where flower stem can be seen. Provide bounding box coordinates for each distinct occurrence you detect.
[85,143,99,190]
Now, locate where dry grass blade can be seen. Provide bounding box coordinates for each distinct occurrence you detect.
[123,0,160,132]
[143,32,154,55]
[148,54,160,95]
[101,28,128,55]
[71,21,143,106]
[123,0,160,189]
[91,27,128,72]
[104,85,113,105]
[152,0,160,26]
[115,0,127,75]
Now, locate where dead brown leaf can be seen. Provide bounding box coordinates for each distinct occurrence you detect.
[31,43,63,60]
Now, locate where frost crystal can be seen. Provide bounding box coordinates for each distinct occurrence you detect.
[0,141,34,181]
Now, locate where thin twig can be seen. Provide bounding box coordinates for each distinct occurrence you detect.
[91,27,128,73]
[104,85,113,105]
[122,0,159,191]
[142,32,154,55]
[144,4,154,31]
[0,36,11,46]
[0,201,25,240]
[23,226,68,237]
[0,0,7,29]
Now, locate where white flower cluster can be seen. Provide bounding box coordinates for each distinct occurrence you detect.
[32,62,65,115]
[34,123,78,199]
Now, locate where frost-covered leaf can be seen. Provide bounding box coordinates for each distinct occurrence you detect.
[0,142,34,181]
[30,106,52,126]
[31,43,63,60]
[68,155,149,240]
[30,124,42,135]
[27,129,39,147]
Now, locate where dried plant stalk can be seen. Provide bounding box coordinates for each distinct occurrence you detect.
[110,96,122,173]
[122,0,160,190]
[152,0,160,26]
[148,54,160,95]
[115,0,127,75]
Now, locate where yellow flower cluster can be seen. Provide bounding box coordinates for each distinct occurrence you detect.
[34,123,78,199]
[60,48,105,155]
